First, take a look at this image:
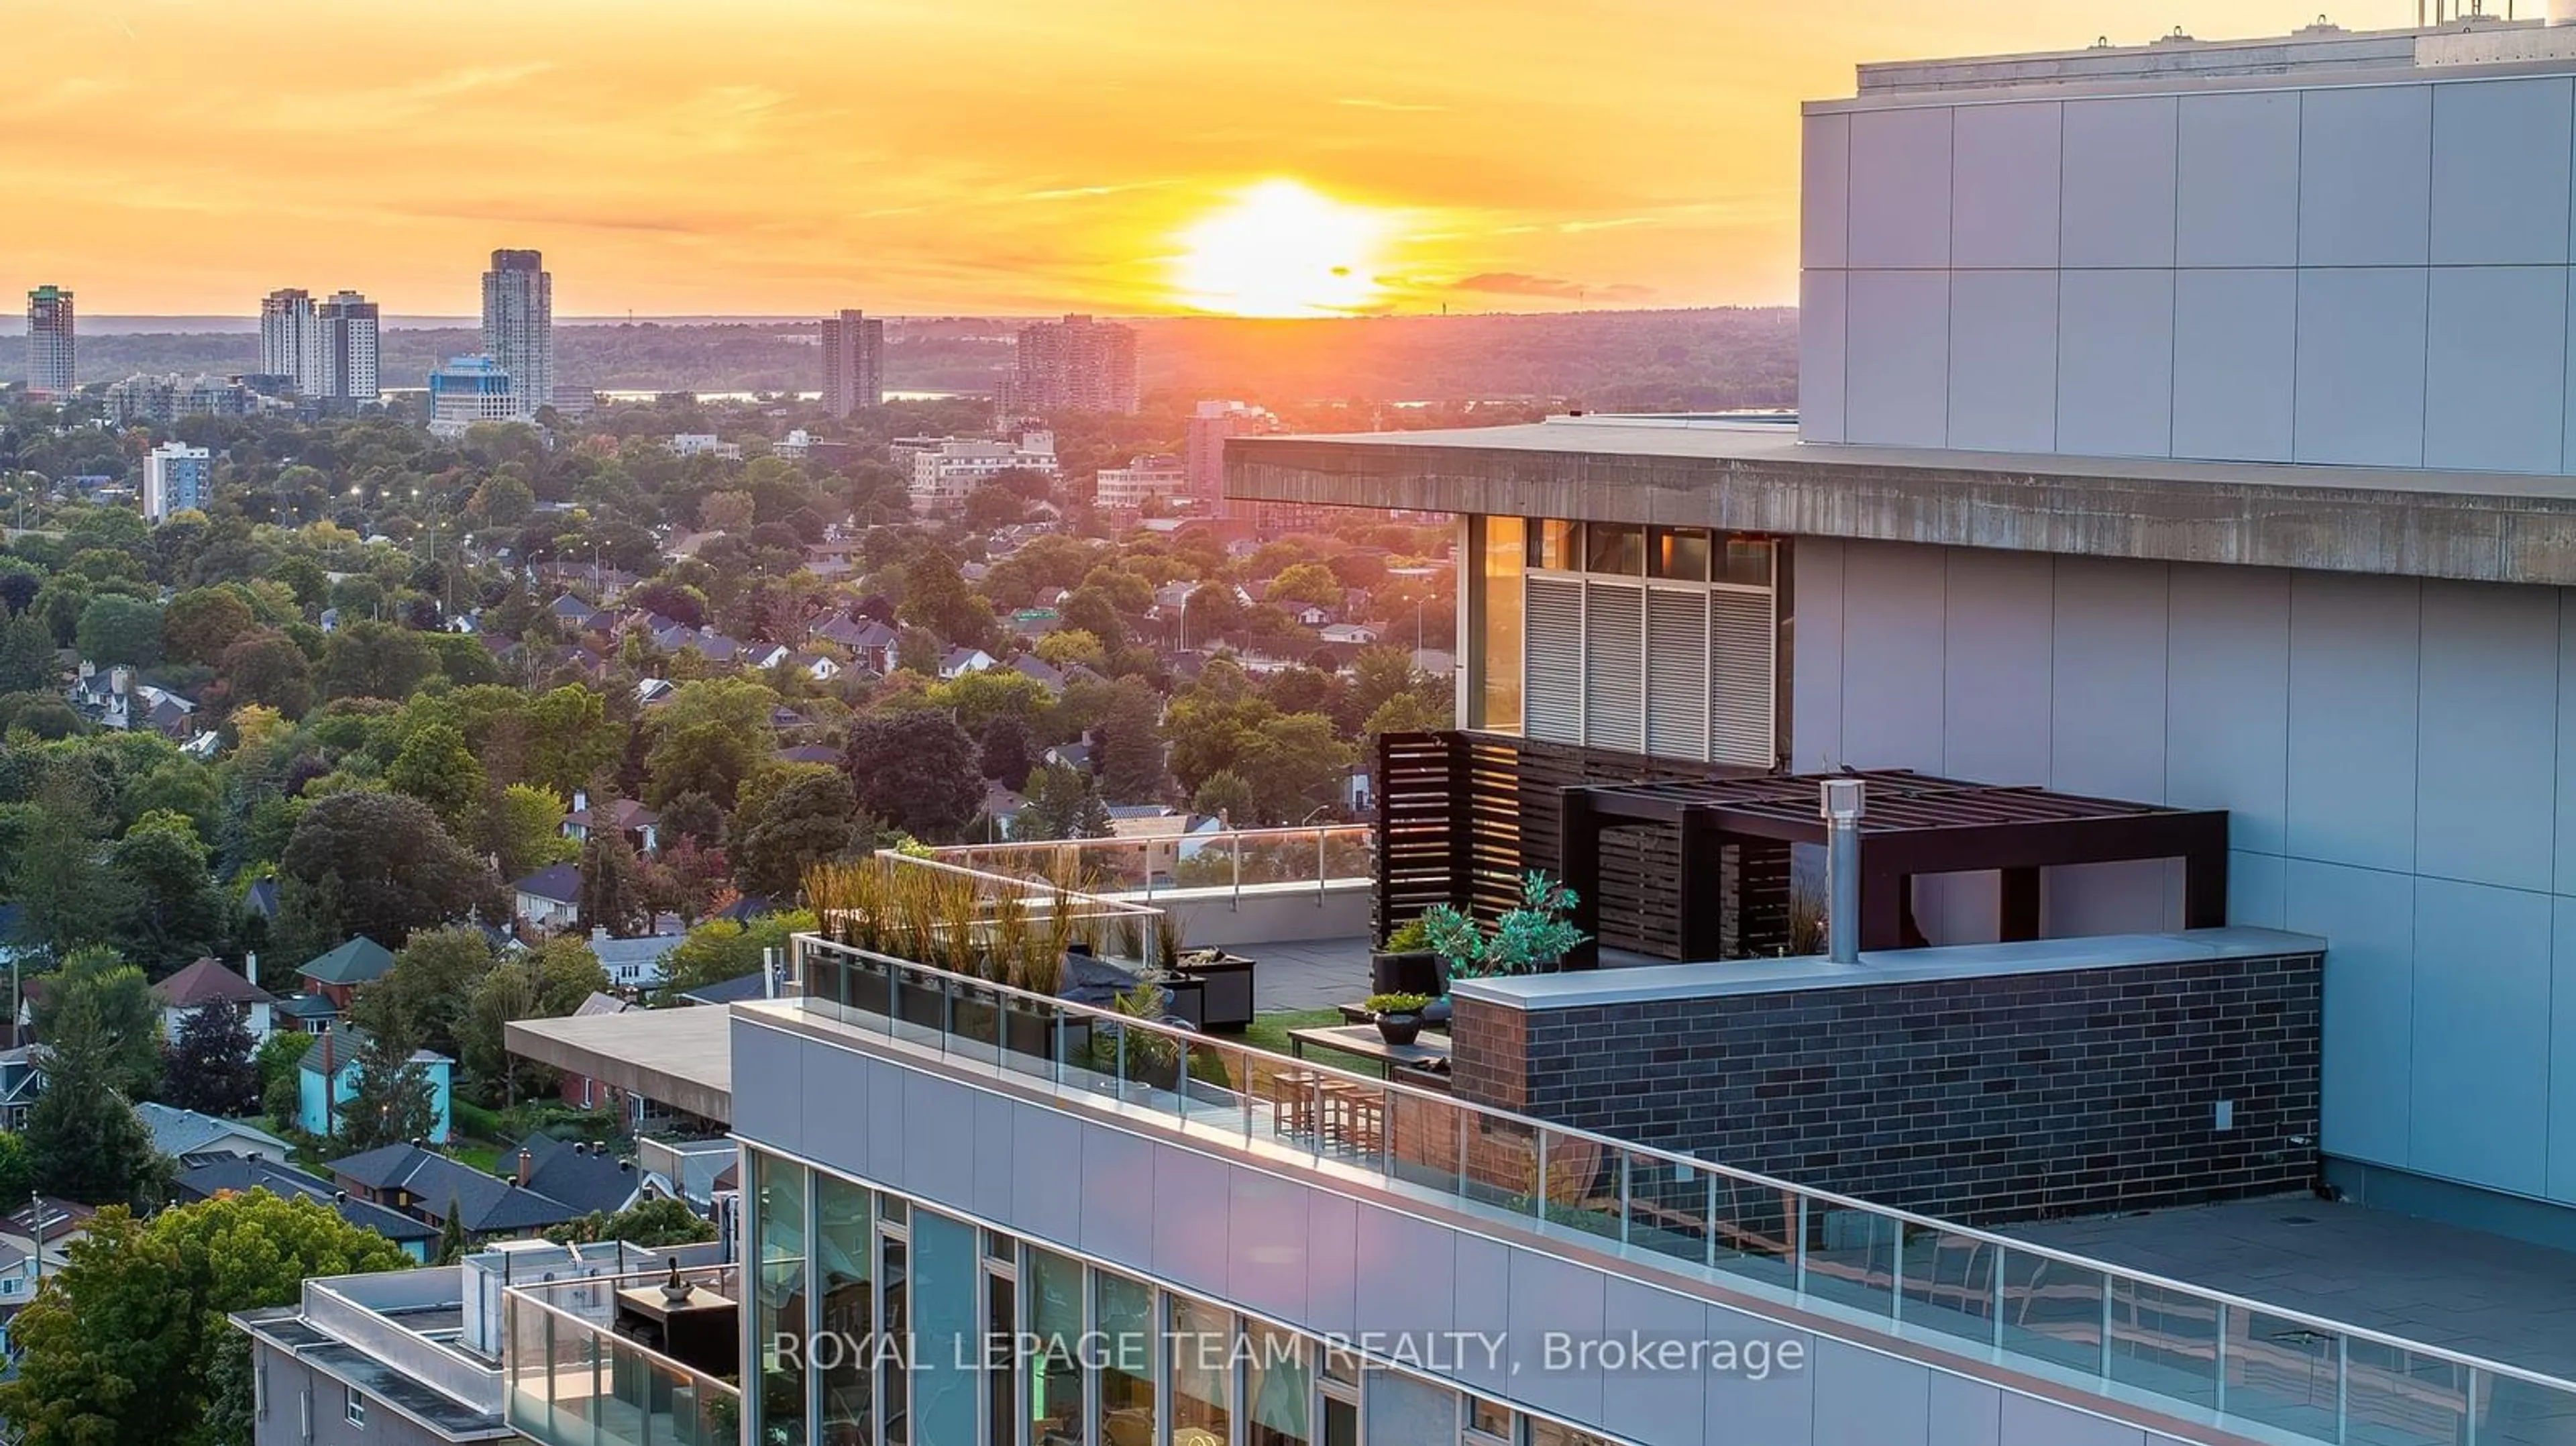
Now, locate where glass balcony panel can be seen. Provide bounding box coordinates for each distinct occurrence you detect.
[1997,1249,2105,1378]
[1801,1206,1895,1321]
[1705,1176,1796,1290]
[1896,1227,1998,1348]
[2220,1310,2341,1443]
[1621,1150,1709,1266]
[2342,1337,2472,1446]
[2106,1279,2218,1410]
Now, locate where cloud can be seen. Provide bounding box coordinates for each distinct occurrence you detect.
[1444,272,1654,302]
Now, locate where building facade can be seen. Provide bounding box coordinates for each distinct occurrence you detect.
[906,432,1060,515]
[260,289,319,389]
[821,308,885,418]
[314,290,381,403]
[107,374,255,425]
[1010,313,1138,414]
[1185,400,1269,517]
[1093,453,1185,513]
[479,249,552,421]
[427,355,517,439]
[25,285,73,399]
[142,442,212,521]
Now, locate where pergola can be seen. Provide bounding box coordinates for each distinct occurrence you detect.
[1557,770,2230,965]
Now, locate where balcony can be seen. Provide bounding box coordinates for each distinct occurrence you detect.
[782,931,2576,1446]
[502,1265,743,1446]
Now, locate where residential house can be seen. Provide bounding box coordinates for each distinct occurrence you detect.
[503,1134,643,1221]
[810,613,899,673]
[173,1155,440,1261]
[1008,653,1068,694]
[674,972,769,1007]
[0,1049,43,1131]
[633,677,676,707]
[585,927,681,991]
[298,1027,455,1144]
[323,1143,578,1238]
[938,646,995,679]
[1316,621,1381,647]
[152,957,276,1040]
[773,742,839,766]
[137,1102,294,1168]
[292,937,394,1016]
[1291,602,1333,627]
[511,863,582,931]
[783,650,839,682]
[559,793,658,855]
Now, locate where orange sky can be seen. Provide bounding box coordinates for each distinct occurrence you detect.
[8,1,2395,317]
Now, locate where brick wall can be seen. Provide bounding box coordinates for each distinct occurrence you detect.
[1449,951,2322,1225]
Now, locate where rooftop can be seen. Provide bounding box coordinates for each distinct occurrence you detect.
[152,956,275,1008]
[1226,416,2576,586]
[296,936,395,986]
[504,1006,733,1124]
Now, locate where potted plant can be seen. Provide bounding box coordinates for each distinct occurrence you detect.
[1365,992,1434,1046]
[1371,915,1444,998]
[1423,872,1589,979]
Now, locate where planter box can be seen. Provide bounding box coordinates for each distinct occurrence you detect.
[1371,951,1444,998]
[1159,976,1208,1031]
[1173,954,1256,1033]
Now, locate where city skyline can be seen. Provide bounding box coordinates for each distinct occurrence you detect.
[9,0,2367,317]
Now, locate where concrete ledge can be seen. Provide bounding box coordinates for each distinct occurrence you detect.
[1451,927,2326,1011]
[1228,421,2576,585]
[505,1009,733,1123]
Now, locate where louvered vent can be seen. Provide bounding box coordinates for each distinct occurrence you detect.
[1523,576,1584,745]
[1646,588,1711,760]
[1585,582,1645,752]
[1710,589,1776,767]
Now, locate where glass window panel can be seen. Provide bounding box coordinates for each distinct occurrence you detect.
[912,1210,977,1446]
[1526,1421,1615,1446]
[1527,519,1579,570]
[1246,1325,1309,1446]
[1169,1298,1232,1445]
[1322,1394,1358,1446]
[752,1153,808,1445]
[1717,535,1774,588]
[1025,1247,1085,1446]
[1651,527,1711,582]
[1095,1273,1157,1446]
[1585,523,1644,576]
[985,1271,1016,1446]
[880,1233,909,1445]
[1320,1342,1360,1386]
[1466,1396,1513,1439]
[1478,516,1524,733]
[814,1175,873,1445]
[1364,1370,1455,1441]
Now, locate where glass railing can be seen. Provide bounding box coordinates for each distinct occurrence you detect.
[503,1266,743,1446]
[789,933,2576,1446]
[930,824,1377,902]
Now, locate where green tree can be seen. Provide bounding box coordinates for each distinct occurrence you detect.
[272,555,331,613]
[215,630,315,718]
[251,1031,314,1098]
[35,946,164,1098]
[160,586,258,666]
[735,766,861,898]
[529,684,619,796]
[899,547,994,649]
[318,618,435,701]
[1095,679,1169,803]
[1236,713,1354,824]
[0,1190,412,1446]
[1016,762,1114,841]
[579,826,651,937]
[335,1028,438,1153]
[923,668,1049,737]
[1266,562,1343,612]
[386,721,488,839]
[458,936,606,1100]
[0,1131,34,1202]
[350,925,494,1061]
[0,609,56,693]
[73,594,163,667]
[545,1196,717,1247]
[276,791,499,963]
[979,714,1034,790]
[489,782,579,879]
[109,809,225,969]
[654,910,816,1002]
[1032,629,1108,672]
[643,719,763,810]
[1189,768,1256,826]
[435,1196,469,1264]
[5,779,123,958]
[845,711,982,840]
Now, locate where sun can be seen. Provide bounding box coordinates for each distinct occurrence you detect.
[1173,179,1388,317]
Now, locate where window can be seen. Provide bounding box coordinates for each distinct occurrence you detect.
[254,1357,268,1421]
[1650,527,1711,582]
[1527,519,1580,570]
[1472,516,1525,733]
[814,1174,871,1443]
[1245,1323,1309,1446]
[751,1153,808,1445]
[1525,1421,1615,1446]
[1168,1298,1232,1443]
[344,1384,366,1428]
[1366,1370,1456,1441]
[1024,1246,1085,1446]
[1584,523,1644,576]
[1094,1273,1157,1446]
[1466,1397,1513,1443]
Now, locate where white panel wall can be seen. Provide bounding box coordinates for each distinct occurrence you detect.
[1803,72,2576,474]
[1797,542,2576,1210]
[1800,270,1847,444]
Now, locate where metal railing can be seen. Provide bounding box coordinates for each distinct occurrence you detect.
[788,933,2576,1446]
[930,824,1376,905]
[502,1266,742,1446]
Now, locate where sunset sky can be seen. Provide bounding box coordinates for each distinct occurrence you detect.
[10,1,2394,317]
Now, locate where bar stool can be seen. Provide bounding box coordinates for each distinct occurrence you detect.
[1269,1070,1323,1141]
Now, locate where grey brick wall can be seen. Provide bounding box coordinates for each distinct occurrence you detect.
[1449,951,2322,1225]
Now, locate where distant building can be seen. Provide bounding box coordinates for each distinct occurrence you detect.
[258,288,317,386]
[298,1026,455,1144]
[667,433,742,460]
[1093,452,1185,514]
[818,307,884,418]
[1185,399,1270,517]
[152,957,277,1041]
[480,248,551,421]
[314,289,381,402]
[426,355,515,438]
[107,372,254,425]
[1009,312,1138,414]
[142,441,212,521]
[25,285,73,399]
[906,431,1059,515]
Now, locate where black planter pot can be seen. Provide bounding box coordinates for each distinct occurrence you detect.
[1375,1013,1423,1047]
[1159,976,1208,1031]
[1371,951,1442,998]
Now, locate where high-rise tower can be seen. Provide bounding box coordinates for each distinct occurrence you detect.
[315,291,381,403]
[479,249,553,420]
[260,289,319,388]
[26,286,74,399]
[819,309,885,419]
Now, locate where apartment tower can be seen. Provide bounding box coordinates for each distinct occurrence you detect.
[819,309,885,419]
[25,286,74,399]
[480,249,552,421]
[314,291,382,403]
[1010,312,1138,413]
